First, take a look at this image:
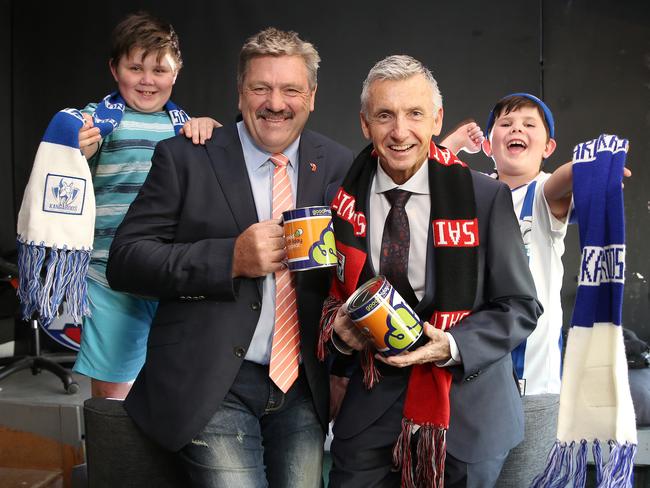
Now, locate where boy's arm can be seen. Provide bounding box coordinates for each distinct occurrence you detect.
[544,160,633,221]
[180,117,222,145]
[79,113,101,160]
[439,120,484,154]
[543,160,574,221]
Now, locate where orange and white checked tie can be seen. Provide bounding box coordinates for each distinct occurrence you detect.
[269,152,300,392]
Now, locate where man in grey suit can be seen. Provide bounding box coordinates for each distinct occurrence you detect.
[106,28,353,487]
[324,55,542,487]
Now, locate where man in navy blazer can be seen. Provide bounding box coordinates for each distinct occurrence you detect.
[326,55,542,487]
[106,28,353,487]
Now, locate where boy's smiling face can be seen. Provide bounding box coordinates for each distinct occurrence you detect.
[110,48,178,113]
[484,106,556,179]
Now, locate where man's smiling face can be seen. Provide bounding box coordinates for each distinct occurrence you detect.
[239,55,316,153]
[360,74,442,184]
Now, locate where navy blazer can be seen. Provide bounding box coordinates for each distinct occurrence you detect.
[106,124,353,451]
[332,171,542,464]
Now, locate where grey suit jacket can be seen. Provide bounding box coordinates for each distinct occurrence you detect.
[332,171,542,463]
[106,124,353,451]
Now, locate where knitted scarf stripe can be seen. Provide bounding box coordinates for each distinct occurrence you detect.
[530,135,636,488]
[16,92,189,329]
[322,141,478,488]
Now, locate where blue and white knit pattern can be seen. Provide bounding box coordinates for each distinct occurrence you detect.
[17,92,189,328]
[530,135,636,488]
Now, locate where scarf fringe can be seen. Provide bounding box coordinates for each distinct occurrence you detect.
[318,296,343,361]
[529,439,636,488]
[361,346,381,388]
[392,419,446,488]
[17,240,91,326]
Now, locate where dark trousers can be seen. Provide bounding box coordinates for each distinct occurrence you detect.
[329,392,508,488]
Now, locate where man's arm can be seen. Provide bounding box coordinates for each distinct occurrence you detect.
[106,140,239,300]
[379,182,541,375]
[446,182,541,380]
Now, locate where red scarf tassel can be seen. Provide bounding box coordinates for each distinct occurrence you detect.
[393,420,447,488]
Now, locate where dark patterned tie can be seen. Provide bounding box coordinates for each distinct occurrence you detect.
[380,189,418,308]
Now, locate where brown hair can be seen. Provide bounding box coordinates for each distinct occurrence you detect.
[238,27,320,90]
[109,12,182,71]
[491,95,550,139]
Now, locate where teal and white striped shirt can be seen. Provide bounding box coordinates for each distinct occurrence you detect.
[82,104,175,286]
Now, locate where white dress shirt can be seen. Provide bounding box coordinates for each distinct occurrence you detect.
[368,158,460,364]
[237,121,300,364]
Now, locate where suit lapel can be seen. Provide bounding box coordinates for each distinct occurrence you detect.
[204,125,259,233]
[417,164,437,317]
[296,130,326,208]
[416,219,436,317]
[294,131,327,294]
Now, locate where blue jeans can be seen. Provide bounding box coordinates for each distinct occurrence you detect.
[178,361,325,488]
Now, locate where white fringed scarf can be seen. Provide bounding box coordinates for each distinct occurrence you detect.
[17,92,188,327]
[531,135,636,488]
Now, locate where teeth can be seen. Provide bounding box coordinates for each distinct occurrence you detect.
[508,139,527,148]
[390,144,413,151]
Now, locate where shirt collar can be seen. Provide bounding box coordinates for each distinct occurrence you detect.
[374,157,430,195]
[237,120,301,170]
[508,171,547,194]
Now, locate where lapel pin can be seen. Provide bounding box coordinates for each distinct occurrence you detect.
[310,162,317,172]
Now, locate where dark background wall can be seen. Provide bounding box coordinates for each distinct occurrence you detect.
[1,0,648,340]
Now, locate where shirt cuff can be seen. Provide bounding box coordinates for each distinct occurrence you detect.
[435,332,461,367]
[331,332,355,355]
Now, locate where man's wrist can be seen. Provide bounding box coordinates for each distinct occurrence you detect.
[331,332,354,355]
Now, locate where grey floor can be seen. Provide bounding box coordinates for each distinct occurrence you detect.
[0,366,90,405]
[0,360,90,487]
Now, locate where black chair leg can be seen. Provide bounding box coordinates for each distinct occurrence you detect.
[0,355,80,394]
[32,357,80,394]
[0,319,80,394]
[0,357,32,381]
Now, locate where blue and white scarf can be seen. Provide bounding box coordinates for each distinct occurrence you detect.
[16,92,189,327]
[531,135,636,488]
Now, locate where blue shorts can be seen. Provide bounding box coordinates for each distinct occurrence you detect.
[73,279,158,383]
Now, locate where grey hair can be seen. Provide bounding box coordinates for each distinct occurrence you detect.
[238,27,320,90]
[360,55,442,115]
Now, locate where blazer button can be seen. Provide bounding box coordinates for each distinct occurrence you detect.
[251,301,261,311]
[234,346,246,358]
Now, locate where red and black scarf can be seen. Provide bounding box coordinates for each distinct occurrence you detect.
[319,141,478,487]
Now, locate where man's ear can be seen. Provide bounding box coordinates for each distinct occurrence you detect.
[309,84,317,112]
[482,138,493,157]
[360,112,371,140]
[543,138,557,159]
[432,107,444,136]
